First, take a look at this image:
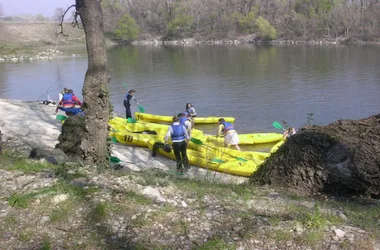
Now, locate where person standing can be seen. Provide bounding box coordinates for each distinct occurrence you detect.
[179,112,192,137]
[123,89,136,119]
[164,116,190,173]
[185,103,196,128]
[185,103,197,117]
[217,118,240,150]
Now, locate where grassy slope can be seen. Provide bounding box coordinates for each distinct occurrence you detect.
[0,150,379,249]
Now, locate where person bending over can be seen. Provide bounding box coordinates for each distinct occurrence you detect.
[217,118,240,150]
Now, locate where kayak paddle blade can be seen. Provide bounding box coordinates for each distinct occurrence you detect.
[56,114,67,121]
[110,156,121,163]
[138,104,145,113]
[236,157,247,162]
[190,138,203,145]
[210,158,225,163]
[272,121,285,131]
[127,118,137,123]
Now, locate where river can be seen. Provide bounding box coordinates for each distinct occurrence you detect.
[1,44,379,136]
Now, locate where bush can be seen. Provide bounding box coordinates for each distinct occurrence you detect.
[256,16,277,40]
[114,13,140,42]
[166,14,194,38]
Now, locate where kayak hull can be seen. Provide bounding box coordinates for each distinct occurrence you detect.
[135,112,235,124]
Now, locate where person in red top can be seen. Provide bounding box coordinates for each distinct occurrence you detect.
[55,89,83,115]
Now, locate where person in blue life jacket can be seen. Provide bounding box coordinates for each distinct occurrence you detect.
[55,89,83,116]
[164,115,190,173]
[178,112,192,137]
[217,118,240,150]
[123,89,136,119]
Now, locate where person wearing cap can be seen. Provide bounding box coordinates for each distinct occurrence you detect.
[123,89,136,119]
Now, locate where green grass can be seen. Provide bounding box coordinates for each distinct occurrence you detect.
[92,202,107,221]
[298,229,325,246]
[40,235,52,250]
[124,190,154,205]
[198,236,235,250]
[50,201,76,223]
[342,202,380,233]
[0,151,55,173]
[8,193,29,208]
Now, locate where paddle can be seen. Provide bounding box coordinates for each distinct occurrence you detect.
[127,117,137,123]
[122,82,145,113]
[272,121,286,131]
[110,155,135,164]
[56,114,67,121]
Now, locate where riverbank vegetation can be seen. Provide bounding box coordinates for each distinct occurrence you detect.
[100,0,380,43]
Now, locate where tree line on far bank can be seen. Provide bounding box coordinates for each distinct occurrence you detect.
[101,0,380,42]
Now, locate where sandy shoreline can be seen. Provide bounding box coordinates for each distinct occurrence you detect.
[0,98,247,184]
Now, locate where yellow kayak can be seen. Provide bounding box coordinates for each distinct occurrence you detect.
[110,130,158,147]
[189,139,269,163]
[206,133,283,145]
[135,112,235,124]
[147,140,260,177]
[110,117,205,138]
[269,139,286,153]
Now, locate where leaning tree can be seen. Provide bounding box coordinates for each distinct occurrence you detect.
[56,0,111,167]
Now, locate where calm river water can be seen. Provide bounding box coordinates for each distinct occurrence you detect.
[1,44,379,135]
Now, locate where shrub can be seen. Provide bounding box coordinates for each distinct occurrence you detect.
[166,14,194,38]
[114,13,140,42]
[256,16,277,40]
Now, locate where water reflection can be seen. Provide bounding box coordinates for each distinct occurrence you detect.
[0,44,379,135]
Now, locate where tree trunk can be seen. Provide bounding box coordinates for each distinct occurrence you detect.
[251,114,380,198]
[76,0,111,167]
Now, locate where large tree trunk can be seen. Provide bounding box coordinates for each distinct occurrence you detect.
[251,114,380,198]
[76,0,111,167]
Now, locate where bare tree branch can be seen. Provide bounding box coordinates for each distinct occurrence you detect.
[57,4,76,38]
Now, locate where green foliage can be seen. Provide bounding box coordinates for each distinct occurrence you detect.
[305,112,315,126]
[255,16,277,40]
[8,193,29,208]
[231,9,258,33]
[199,236,235,250]
[92,202,107,220]
[302,203,328,229]
[167,14,194,37]
[40,235,51,250]
[114,13,140,41]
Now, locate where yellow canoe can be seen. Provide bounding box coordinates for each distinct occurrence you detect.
[188,139,269,163]
[147,140,260,177]
[135,112,235,124]
[110,117,205,138]
[205,133,283,145]
[269,139,286,153]
[110,130,158,148]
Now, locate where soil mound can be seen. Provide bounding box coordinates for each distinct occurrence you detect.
[251,114,380,198]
